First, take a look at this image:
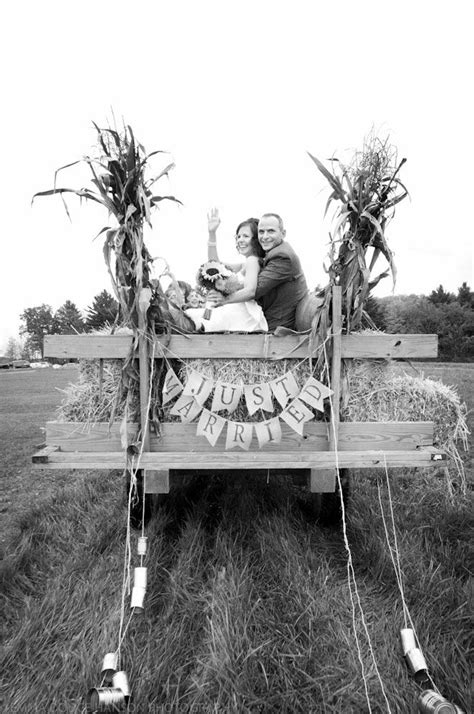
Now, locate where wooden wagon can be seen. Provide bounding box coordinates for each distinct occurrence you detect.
[32,287,446,521]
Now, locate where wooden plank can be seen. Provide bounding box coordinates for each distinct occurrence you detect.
[43,333,438,360]
[329,286,342,451]
[342,333,438,359]
[32,447,447,470]
[44,334,133,358]
[32,445,59,463]
[339,422,433,450]
[144,469,170,494]
[45,421,434,453]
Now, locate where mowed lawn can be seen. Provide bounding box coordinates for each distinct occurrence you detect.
[1,362,472,713]
[0,365,81,548]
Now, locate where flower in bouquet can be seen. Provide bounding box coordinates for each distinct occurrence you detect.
[197,261,233,291]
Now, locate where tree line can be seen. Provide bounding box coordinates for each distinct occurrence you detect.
[5,291,118,360]
[6,283,474,362]
[367,282,474,361]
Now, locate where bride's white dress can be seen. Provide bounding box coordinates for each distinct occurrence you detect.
[186,269,268,333]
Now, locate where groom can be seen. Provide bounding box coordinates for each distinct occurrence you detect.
[254,213,308,331]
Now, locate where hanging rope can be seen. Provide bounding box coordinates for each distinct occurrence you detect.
[116,338,156,666]
[323,340,393,713]
[378,455,441,695]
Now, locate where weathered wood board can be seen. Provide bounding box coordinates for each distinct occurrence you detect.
[44,332,438,360]
[32,446,446,470]
[45,420,435,453]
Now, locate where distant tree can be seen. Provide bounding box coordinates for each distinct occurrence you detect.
[4,337,22,360]
[437,302,474,361]
[20,304,55,358]
[377,294,474,361]
[428,284,455,305]
[378,295,438,334]
[85,290,119,330]
[363,296,386,330]
[53,300,85,334]
[457,282,473,308]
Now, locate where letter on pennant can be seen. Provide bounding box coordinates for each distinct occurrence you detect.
[182,369,214,406]
[225,421,253,450]
[211,381,243,413]
[169,394,203,422]
[299,377,333,412]
[270,371,300,408]
[244,382,274,415]
[254,417,282,448]
[280,398,314,435]
[196,408,226,446]
[162,368,183,405]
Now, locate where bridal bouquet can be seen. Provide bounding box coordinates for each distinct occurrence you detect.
[197,261,242,295]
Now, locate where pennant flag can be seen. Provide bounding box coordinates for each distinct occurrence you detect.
[162,368,183,405]
[280,398,314,435]
[244,382,274,415]
[225,421,253,450]
[211,381,243,413]
[169,394,203,422]
[196,408,226,446]
[254,417,282,448]
[182,369,214,406]
[270,371,300,408]
[299,377,333,412]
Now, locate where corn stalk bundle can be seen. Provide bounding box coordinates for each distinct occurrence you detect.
[33,121,197,424]
[308,132,408,345]
[33,122,183,330]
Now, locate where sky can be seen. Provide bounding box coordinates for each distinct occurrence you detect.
[1,0,472,352]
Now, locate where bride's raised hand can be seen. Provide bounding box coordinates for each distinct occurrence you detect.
[207,207,221,234]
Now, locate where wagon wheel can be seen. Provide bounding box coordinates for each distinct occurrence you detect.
[309,469,351,527]
[125,469,153,530]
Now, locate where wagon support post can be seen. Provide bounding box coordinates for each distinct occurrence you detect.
[138,316,151,452]
[309,285,342,493]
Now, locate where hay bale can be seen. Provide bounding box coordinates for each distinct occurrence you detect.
[57,360,126,423]
[341,360,469,484]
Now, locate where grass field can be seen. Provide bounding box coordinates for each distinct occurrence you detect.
[1,364,472,713]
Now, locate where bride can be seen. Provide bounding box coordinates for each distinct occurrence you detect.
[185,209,268,332]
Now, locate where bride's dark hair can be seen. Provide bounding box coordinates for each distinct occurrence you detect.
[236,218,265,260]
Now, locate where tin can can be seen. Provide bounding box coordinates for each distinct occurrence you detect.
[130,585,146,612]
[112,670,131,700]
[400,627,417,655]
[417,689,461,713]
[137,536,148,557]
[133,566,147,589]
[86,687,125,711]
[405,647,427,675]
[100,652,118,683]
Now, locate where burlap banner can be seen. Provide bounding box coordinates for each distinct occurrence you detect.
[196,408,226,446]
[299,376,333,412]
[269,371,300,408]
[280,398,315,435]
[182,369,214,406]
[163,367,333,447]
[254,416,282,447]
[162,368,183,405]
[169,394,203,422]
[225,421,253,451]
[211,381,243,413]
[243,382,273,415]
